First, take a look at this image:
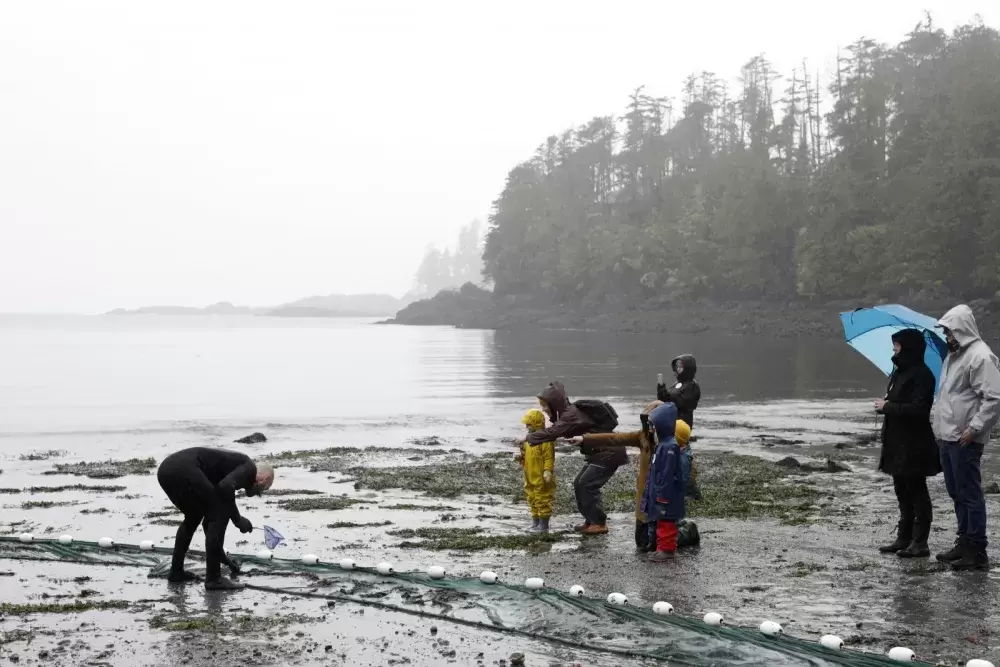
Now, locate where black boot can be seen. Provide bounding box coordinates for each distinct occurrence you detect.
[878,521,912,553]
[951,543,990,572]
[936,538,964,563]
[898,520,930,558]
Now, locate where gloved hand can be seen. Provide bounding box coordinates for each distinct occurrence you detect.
[542,470,553,484]
[227,555,242,577]
[235,516,253,534]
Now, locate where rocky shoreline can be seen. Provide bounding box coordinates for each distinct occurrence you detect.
[384,284,1000,342]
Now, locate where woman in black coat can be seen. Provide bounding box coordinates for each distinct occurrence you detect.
[874,328,942,558]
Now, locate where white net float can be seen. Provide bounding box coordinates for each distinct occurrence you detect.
[653,601,674,615]
[759,621,783,637]
[703,612,724,626]
[888,647,915,662]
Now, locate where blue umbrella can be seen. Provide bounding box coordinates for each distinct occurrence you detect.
[840,304,948,389]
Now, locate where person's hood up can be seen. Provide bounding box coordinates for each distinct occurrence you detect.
[639,400,663,435]
[938,305,982,349]
[537,381,569,420]
[672,354,697,382]
[640,400,663,417]
[891,328,927,368]
[649,402,678,443]
[521,409,546,430]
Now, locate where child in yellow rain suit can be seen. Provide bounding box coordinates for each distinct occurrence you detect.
[517,409,556,533]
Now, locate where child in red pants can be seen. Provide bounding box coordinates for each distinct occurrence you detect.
[640,403,685,562]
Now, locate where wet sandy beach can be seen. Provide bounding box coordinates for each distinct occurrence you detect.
[2,398,998,666]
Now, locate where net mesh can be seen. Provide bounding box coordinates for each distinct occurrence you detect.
[0,536,930,666]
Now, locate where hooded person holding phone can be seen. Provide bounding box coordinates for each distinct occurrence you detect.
[157,447,275,590]
[656,354,702,499]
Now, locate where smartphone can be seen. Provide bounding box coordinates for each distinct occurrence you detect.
[657,373,663,385]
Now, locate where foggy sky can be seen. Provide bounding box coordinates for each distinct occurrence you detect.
[0,0,992,313]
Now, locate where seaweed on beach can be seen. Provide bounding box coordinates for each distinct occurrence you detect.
[47,458,157,479]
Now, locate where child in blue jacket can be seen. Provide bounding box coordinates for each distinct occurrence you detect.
[640,402,686,562]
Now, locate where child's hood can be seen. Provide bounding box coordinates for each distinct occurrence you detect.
[649,403,678,442]
[521,409,546,431]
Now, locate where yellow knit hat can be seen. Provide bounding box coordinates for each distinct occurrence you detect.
[675,419,691,447]
[521,408,546,430]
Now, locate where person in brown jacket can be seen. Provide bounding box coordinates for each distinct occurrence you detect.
[526,381,622,535]
[570,400,698,550]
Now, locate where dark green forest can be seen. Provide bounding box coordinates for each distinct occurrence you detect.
[482,18,1000,306]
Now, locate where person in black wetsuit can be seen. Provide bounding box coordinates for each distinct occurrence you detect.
[157,447,275,590]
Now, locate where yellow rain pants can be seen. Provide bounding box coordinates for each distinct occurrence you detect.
[523,440,556,518]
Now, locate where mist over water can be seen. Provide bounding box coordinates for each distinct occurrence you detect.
[0,315,881,456]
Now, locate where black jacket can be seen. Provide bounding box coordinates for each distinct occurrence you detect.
[656,354,701,429]
[529,381,626,467]
[877,330,942,478]
[160,447,258,522]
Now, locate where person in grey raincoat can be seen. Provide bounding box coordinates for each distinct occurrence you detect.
[932,305,1000,571]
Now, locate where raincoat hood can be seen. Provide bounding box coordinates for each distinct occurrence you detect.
[537,381,569,420]
[891,328,927,369]
[672,354,698,382]
[521,409,546,431]
[938,305,982,349]
[638,400,663,433]
[649,402,678,443]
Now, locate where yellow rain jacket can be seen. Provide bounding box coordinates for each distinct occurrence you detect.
[519,409,556,519]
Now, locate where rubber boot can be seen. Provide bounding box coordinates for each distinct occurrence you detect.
[648,550,675,562]
[677,519,700,549]
[527,517,540,532]
[878,521,912,553]
[581,524,608,536]
[167,570,199,583]
[205,576,245,591]
[951,543,990,572]
[532,517,550,533]
[936,539,964,563]
[897,520,931,558]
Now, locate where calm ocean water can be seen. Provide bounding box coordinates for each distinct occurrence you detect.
[0,314,882,459]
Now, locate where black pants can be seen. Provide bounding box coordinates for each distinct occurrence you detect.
[893,475,932,543]
[157,462,229,581]
[574,463,618,525]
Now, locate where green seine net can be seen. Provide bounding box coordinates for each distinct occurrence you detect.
[0,537,930,666]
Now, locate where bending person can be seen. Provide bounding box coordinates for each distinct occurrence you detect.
[527,381,621,536]
[157,447,275,590]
